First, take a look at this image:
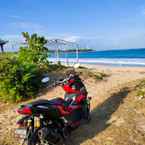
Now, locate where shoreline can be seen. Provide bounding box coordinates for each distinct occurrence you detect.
[49,58,145,67]
[80,64,145,74]
[79,63,145,69]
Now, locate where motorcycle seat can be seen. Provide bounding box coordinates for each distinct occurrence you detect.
[30,98,66,107]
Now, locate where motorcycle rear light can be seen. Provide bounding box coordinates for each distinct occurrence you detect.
[16,121,25,128]
[27,119,32,127]
[17,106,32,115]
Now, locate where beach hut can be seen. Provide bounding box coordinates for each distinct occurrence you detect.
[0,39,8,52]
[47,39,79,65]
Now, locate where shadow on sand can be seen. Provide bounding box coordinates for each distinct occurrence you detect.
[66,87,130,145]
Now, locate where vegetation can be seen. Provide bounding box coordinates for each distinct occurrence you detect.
[0,32,104,103]
[48,48,93,52]
[18,32,49,65]
[137,80,145,97]
[0,32,54,102]
[76,67,108,80]
[0,57,43,102]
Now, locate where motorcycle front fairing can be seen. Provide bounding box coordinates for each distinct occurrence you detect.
[63,84,80,94]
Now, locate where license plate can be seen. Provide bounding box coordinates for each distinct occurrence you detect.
[15,128,27,139]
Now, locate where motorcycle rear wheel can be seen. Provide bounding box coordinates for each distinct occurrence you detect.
[26,129,65,145]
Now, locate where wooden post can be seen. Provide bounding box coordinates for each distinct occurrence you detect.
[0,44,4,53]
[76,44,79,63]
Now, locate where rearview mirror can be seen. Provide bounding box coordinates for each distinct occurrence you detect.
[41,77,50,83]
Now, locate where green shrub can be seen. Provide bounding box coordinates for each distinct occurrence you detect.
[76,67,108,80]
[137,80,145,97]
[95,72,108,80]
[0,32,49,102]
[0,57,43,102]
[18,32,49,65]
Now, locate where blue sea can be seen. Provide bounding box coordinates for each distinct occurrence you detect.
[49,48,145,67]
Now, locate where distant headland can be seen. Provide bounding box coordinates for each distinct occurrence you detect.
[48,48,94,53]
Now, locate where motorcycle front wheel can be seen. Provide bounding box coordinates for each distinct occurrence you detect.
[83,101,91,122]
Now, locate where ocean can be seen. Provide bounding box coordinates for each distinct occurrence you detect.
[49,48,145,67]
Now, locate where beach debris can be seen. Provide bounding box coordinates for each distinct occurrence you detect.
[74,63,80,68]
[114,117,125,127]
[107,116,125,127]
[135,116,145,133]
[137,95,145,100]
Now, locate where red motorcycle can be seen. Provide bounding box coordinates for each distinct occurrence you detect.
[15,74,91,145]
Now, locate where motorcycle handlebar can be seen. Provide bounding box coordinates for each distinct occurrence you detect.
[50,74,75,88]
[53,75,73,87]
[55,78,68,85]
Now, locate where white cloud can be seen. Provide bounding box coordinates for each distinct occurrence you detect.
[2,34,21,40]
[3,31,145,51]
[63,36,80,42]
[0,34,23,52]
[141,7,145,15]
[9,15,23,19]
[44,34,81,43]
[10,21,47,33]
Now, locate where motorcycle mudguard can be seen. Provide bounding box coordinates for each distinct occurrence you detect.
[16,116,30,127]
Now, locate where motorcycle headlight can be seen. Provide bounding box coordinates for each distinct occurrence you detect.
[72,96,76,101]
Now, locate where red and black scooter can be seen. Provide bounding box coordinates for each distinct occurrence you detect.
[15,74,91,145]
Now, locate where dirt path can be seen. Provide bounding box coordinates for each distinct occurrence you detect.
[0,67,145,145]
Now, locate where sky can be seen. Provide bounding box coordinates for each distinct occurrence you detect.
[1,0,145,50]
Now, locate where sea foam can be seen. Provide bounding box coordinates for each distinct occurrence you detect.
[49,58,145,67]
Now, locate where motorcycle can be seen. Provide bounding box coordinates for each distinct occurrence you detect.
[15,75,91,145]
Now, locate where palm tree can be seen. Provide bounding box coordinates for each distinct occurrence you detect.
[0,39,8,52]
[20,32,48,64]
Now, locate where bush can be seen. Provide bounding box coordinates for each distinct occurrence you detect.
[18,32,49,65]
[76,67,108,80]
[137,80,145,97]
[0,56,43,102]
[0,32,49,102]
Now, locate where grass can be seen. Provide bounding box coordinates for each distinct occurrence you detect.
[0,52,17,59]
[45,66,108,85]
[136,80,145,97]
[76,67,108,80]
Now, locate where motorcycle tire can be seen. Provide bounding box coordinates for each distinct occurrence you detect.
[83,103,91,123]
[27,129,65,145]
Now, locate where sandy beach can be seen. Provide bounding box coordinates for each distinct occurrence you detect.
[0,65,145,145]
